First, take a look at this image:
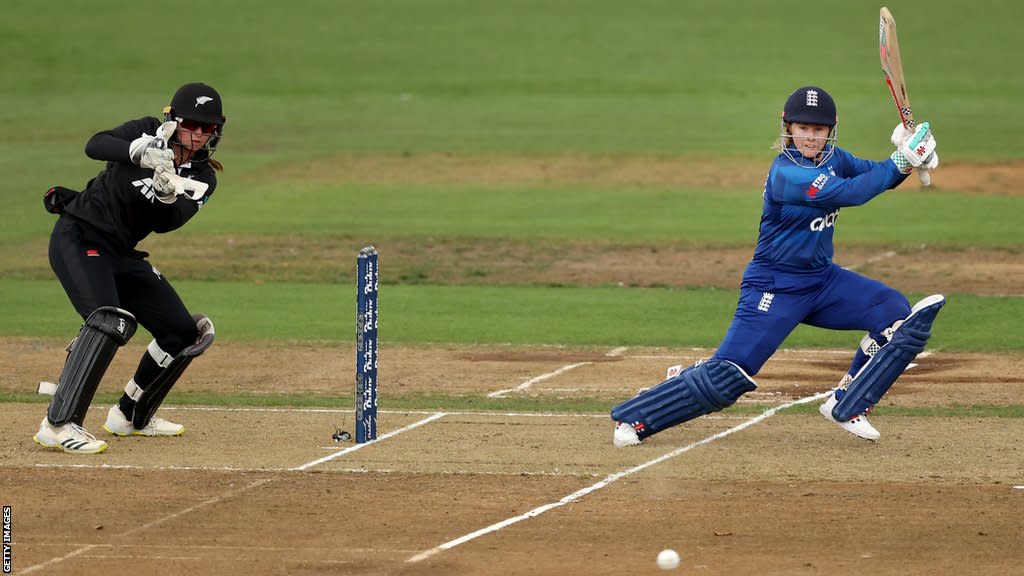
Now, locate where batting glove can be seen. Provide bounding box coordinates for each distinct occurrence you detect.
[890,123,915,147]
[920,151,939,171]
[892,122,936,171]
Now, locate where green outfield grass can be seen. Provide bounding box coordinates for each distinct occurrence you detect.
[2,0,1022,165]
[1,388,1020,419]
[2,279,1021,351]
[1,0,1021,355]
[6,184,1021,247]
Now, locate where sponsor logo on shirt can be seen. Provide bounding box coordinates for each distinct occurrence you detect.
[810,209,840,232]
[807,173,829,199]
[132,178,158,202]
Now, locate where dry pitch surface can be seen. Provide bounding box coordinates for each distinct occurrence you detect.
[2,341,1022,575]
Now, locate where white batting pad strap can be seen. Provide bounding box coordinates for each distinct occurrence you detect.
[860,334,881,357]
[124,378,144,401]
[147,339,174,368]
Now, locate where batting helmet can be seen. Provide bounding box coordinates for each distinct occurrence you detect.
[782,86,837,127]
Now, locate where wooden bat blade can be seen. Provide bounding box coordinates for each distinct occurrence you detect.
[879,6,930,186]
[879,6,915,130]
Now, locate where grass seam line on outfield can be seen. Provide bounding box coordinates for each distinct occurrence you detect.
[406,390,831,564]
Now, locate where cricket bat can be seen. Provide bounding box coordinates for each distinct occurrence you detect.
[879,6,931,186]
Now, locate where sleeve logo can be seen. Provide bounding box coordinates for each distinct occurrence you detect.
[807,173,829,198]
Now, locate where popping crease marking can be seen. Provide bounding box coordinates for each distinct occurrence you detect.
[488,346,627,398]
[487,363,590,398]
[290,412,447,471]
[406,390,832,564]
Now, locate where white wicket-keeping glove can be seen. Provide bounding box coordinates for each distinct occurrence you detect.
[152,166,209,203]
[173,176,209,201]
[129,134,174,171]
[128,134,160,164]
[152,165,178,204]
[141,147,174,171]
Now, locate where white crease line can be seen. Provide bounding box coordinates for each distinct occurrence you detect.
[19,545,99,575]
[486,346,625,399]
[625,349,853,360]
[164,406,349,413]
[34,463,289,473]
[159,405,602,414]
[24,542,421,554]
[80,554,202,561]
[20,478,273,574]
[487,363,589,398]
[909,348,933,368]
[121,478,274,536]
[407,390,831,564]
[290,412,447,471]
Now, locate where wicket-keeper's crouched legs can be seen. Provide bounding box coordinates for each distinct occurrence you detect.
[104,312,216,437]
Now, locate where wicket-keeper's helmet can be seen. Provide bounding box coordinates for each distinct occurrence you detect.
[782,86,837,127]
[163,82,226,162]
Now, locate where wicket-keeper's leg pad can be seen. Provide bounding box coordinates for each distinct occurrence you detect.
[610,360,756,440]
[128,314,215,429]
[48,307,137,426]
[833,295,945,421]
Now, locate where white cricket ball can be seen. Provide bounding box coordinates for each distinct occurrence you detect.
[657,549,680,570]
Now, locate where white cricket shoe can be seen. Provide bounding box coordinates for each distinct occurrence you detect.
[103,405,184,437]
[613,422,642,447]
[34,418,108,454]
[819,390,880,441]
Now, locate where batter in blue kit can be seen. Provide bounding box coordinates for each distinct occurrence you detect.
[611,86,945,445]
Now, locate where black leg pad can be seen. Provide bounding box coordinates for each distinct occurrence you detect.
[48,307,137,426]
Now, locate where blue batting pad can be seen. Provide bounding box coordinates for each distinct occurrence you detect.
[833,295,945,421]
[611,359,756,440]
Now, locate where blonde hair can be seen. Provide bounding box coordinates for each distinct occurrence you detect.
[773,121,793,151]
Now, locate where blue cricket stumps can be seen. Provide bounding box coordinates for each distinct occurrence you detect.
[356,246,379,443]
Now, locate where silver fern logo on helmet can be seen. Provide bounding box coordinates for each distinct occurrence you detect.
[195,96,214,107]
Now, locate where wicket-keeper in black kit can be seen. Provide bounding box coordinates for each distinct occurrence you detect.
[34,83,225,454]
